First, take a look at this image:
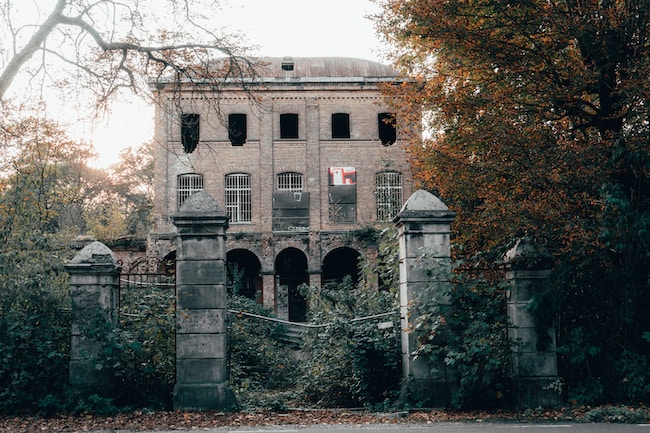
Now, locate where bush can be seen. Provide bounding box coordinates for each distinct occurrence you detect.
[112,283,176,409]
[299,278,401,408]
[0,249,72,414]
[228,295,301,410]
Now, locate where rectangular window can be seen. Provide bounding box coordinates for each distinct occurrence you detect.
[228,113,247,146]
[280,113,299,139]
[181,113,200,153]
[177,173,204,209]
[378,112,396,145]
[225,173,252,223]
[376,171,403,221]
[328,167,357,223]
[331,113,350,139]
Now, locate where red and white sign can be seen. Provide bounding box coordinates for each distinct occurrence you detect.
[329,167,356,185]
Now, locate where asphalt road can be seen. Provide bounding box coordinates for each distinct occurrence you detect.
[129,422,650,433]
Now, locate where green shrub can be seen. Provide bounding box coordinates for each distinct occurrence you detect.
[112,283,176,409]
[413,270,511,409]
[0,250,71,414]
[585,405,649,423]
[300,278,401,408]
[228,295,301,410]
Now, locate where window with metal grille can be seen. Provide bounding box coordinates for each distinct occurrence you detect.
[225,173,252,223]
[177,173,204,209]
[277,172,303,192]
[376,171,403,221]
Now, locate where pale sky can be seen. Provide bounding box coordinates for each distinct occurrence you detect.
[89,0,385,167]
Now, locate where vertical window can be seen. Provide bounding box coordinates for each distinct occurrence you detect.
[181,113,200,153]
[328,167,357,222]
[228,113,247,146]
[225,173,252,223]
[378,112,396,145]
[331,113,350,139]
[376,171,403,221]
[280,113,299,139]
[277,172,303,192]
[177,173,204,209]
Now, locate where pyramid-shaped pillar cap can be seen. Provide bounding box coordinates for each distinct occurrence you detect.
[69,241,117,265]
[172,190,229,229]
[394,189,455,223]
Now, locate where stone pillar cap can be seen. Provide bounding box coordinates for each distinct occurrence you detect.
[68,241,117,265]
[503,238,553,269]
[394,189,455,222]
[177,190,221,214]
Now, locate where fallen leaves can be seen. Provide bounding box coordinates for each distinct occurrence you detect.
[0,406,598,433]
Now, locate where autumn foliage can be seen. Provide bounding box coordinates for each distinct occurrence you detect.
[377,0,650,404]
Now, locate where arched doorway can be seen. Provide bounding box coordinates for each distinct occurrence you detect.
[226,249,262,301]
[275,248,308,322]
[322,247,361,289]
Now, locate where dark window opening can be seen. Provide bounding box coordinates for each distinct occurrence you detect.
[378,112,396,145]
[181,113,200,153]
[282,57,294,71]
[331,113,350,139]
[280,113,299,139]
[228,113,247,146]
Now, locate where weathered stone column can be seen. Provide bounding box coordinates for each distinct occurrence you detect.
[504,238,562,408]
[66,241,121,396]
[172,191,237,411]
[394,190,456,406]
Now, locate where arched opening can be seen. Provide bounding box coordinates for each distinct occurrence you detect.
[322,247,361,289]
[161,250,176,276]
[275,248,308,322]
[227,249,262,301]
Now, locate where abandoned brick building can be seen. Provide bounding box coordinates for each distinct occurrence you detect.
[150,57,413,322]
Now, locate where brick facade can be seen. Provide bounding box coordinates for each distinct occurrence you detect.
[150,57,414,320]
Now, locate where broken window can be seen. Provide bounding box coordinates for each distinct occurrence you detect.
[376,171,403,221]
[280,113,299,139]
[180,113,200,153]
[331,113,350,139]
[228,113,247,146]
[378,112,396,145]
[177,173,204,209]
[225,173,252,223]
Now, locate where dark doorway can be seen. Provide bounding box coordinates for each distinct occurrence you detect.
[275,248,308,322]
[227,249,262,301]
[322,247,361,289]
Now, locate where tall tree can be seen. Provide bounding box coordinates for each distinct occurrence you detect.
[0,0,256,106]
[376,0,650,404]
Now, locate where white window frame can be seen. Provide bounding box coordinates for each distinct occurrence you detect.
[225,173,252,223]
[177,173,204,209]
[277,172,303,192]
[376,171,403,222]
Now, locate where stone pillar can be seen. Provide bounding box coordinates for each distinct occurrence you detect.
[172,191,236,411]
[66,241,121,396]
[262,272,275,309]
[394,190,456,406]
[504,238,562,408]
